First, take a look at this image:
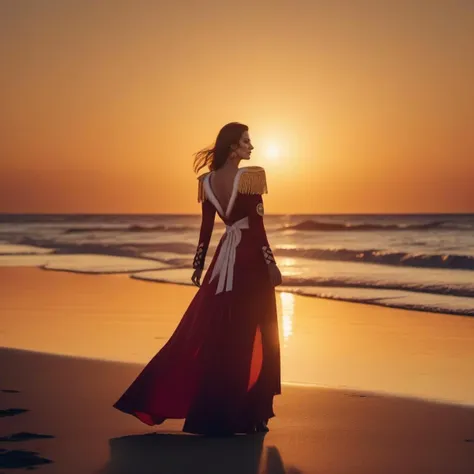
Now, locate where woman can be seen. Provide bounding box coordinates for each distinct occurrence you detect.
[113,122,282,435]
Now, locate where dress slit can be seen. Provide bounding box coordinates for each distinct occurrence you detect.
[248,325,263,391]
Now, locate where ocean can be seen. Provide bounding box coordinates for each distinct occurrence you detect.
[0,213,473,316]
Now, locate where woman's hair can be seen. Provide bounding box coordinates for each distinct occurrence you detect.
[193,122,248,174]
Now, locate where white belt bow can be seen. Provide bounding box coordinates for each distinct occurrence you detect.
[210,216,249,294]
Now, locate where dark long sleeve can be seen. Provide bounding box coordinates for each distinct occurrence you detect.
[193,199,216,270]
[248,194,276,265]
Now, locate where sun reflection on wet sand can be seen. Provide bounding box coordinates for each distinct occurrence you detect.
[278,292,295,348]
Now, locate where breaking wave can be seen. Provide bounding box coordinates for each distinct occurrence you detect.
[281,219,470,232]
[277,247,474,271]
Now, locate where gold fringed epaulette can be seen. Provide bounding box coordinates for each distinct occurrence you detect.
[197,171,211,203]
[237,166,268,195]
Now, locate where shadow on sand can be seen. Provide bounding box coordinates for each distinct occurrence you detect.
[100,432,302,474]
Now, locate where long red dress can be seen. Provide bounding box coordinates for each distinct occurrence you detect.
[113,166,281,435]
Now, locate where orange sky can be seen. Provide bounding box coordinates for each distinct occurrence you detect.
[1,1,473,214]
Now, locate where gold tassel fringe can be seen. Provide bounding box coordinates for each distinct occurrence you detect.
[197,172,210,203]
[237,166,268,195]
[197,166,268,203]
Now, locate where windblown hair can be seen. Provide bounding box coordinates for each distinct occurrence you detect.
[193,122,249,174]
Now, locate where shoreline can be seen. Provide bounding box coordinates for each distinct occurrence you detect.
[1,243,473,316]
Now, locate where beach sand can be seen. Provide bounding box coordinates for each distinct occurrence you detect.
[1,267,474,473]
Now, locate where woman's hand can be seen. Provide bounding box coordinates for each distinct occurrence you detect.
[191,268,203,287]
[268,263,282,287]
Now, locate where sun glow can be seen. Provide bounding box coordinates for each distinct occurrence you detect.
[263,143,281,162]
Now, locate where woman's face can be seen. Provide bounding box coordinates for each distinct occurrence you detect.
[235,131,254,160]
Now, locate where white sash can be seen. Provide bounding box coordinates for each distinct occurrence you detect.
[209,216,249,294]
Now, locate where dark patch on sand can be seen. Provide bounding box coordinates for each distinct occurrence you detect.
[0,432,55,442]
[0,408,29,418]
[0,389,20,393]
[0,449,53,469]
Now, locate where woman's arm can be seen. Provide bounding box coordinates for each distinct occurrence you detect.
[192,199,216,271]
[248,194,282,287]
[248,194,276,264]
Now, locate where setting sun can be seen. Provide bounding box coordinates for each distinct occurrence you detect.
[263,143,281,162]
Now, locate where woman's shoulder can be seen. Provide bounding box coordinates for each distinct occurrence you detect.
[196,166,265,179]
[196,166,268,202]
[196,171,211,203]
[237,166,268,196]
[196,171,211,185]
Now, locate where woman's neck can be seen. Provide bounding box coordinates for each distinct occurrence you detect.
[221,157,241,171]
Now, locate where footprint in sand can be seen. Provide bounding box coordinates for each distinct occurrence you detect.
[0,449,53,469]
[0,408,29,418]
[0,432,55,442]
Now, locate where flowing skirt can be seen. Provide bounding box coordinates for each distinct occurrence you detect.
[113,236,281,435]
